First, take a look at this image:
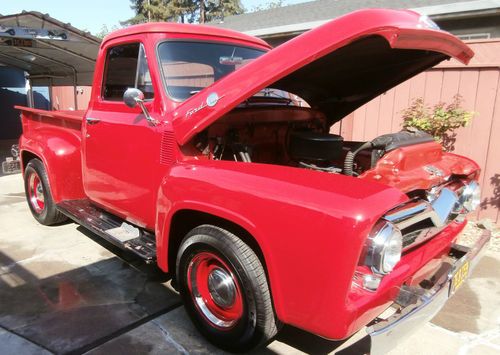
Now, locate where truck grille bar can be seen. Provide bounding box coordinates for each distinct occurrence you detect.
[383,184,465,251]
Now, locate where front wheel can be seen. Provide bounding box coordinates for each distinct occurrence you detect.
[176,225,280,352]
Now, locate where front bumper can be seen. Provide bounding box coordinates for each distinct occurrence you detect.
[366,229,490,355]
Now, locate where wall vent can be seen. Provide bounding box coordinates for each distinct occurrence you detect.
[160,131,175,165]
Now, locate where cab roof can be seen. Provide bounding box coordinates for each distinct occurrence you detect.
[102,22,271,49]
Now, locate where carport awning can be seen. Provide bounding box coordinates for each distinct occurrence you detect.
[0,11,100,86]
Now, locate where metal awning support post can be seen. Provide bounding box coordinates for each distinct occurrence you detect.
[10,45,80,110]
[48,77,53,110]
[73,69,78,110]
[25,74,34,108]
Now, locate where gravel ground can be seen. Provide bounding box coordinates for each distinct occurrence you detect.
[458,219,500,252]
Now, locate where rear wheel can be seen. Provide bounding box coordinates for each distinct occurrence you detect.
[176,225,280,352]
[24,159,67,225]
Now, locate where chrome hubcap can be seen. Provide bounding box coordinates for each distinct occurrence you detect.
[187,251,244,329]
[208,268,236,308]
[28,173,45,213]
[36,183,43,199]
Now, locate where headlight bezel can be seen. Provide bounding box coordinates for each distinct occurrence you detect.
[365,221,403,275]
[462,181,481,212]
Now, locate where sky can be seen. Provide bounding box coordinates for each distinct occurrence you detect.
[1,0,310,36]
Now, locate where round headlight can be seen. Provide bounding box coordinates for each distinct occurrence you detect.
[463,181,481,212]
[365,221,403,274]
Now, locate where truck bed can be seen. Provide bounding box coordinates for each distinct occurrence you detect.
[15,106,86,124]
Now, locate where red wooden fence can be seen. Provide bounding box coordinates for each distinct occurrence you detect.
[332,39,500,224]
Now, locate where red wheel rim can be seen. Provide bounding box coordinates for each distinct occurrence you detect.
[28,172,45,214]
[187,251,244,329]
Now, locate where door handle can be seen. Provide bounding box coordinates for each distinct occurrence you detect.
[86,117,101,125]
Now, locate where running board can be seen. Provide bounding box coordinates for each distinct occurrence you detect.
[57,199,157,262]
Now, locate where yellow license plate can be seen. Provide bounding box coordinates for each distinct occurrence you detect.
[450,260,470,294]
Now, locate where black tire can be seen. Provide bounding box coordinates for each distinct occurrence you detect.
[24,159,68,225]
[176,225,280,352]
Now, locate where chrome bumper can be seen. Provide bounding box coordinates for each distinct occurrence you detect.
[367,230,491,355]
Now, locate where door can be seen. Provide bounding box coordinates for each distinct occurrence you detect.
[83,42,160,229]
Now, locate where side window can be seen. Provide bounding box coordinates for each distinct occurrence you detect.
[102,43,154,101]
[135,45,154,99]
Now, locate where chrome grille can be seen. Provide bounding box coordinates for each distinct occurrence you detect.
[384,183,465,251]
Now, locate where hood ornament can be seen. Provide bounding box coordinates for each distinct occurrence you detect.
[206,92,220,107]
[424,165,444,177]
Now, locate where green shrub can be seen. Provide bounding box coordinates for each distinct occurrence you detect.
[402,95,474,151]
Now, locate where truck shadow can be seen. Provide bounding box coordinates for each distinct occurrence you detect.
[273,326,370,354]
[0,247,181,354]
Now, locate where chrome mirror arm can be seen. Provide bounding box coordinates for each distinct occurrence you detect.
[123,88,159,126]
[134,97,159,126]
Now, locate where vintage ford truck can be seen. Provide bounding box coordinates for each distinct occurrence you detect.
[16,8,490,353]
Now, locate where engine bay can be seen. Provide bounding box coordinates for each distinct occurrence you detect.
[187,106,436,177]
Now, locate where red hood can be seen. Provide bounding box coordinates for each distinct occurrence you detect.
[171,8,473,145]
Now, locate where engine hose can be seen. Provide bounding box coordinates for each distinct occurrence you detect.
[343,151,355,176]
[344,141,373,176]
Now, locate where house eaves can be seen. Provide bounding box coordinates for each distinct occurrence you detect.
[241,0,500,38]
[415,0,500,19]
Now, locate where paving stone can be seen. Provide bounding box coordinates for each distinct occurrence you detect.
[86,307,225,355]
[468,344,500,355]
[0,327,52,355]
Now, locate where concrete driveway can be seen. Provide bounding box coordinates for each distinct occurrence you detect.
[1,174,499,354]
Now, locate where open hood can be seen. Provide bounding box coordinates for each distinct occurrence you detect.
[172,9,473,145]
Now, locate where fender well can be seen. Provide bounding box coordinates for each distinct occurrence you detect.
[167,209,267,280]
[165,208,282,319]
[21,150,40,173]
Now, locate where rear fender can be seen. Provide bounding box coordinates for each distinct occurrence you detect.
[19,127,85,202]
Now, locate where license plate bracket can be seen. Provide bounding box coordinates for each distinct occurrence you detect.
[2,159,21,174]
[449,260,470,295]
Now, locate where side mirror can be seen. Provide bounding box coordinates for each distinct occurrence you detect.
[123,88,144,108]
[123,88,158,126]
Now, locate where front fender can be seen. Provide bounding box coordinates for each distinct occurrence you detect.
[155,160,408,336]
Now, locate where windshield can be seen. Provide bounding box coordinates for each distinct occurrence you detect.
[157,41,266,101]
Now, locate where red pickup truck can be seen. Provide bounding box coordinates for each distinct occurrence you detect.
[17,8,490,353]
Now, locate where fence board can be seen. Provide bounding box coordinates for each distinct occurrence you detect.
[424,71,443,103]
[477,73,500,221]
[378,90,395,136]
[440,70,461,102]
[470,70,499,199]
[352,104,367,141]
[364,98,381,140]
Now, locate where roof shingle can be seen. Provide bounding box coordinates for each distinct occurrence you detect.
[213,0,478,32]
